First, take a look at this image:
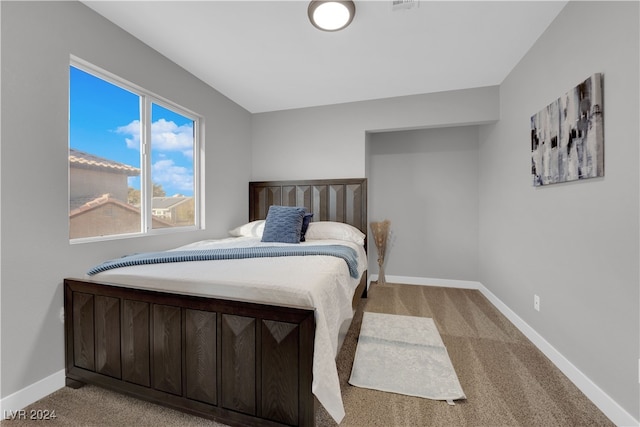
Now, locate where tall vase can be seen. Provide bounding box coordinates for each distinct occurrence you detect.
[370,220,390,285]
[377,258,386,285]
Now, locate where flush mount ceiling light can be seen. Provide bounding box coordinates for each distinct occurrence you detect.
[308,1,356,32]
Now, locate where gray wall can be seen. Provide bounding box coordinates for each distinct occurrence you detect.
[1,1,251,398]
[251,86,499,180]
[369,127,479,281]
[478,1,639,418]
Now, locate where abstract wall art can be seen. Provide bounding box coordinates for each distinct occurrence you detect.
[531,73,604,187]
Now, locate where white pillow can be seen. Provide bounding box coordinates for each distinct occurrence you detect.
[304,221,366,245]
[228,220,265,237]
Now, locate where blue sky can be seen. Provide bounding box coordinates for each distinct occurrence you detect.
[69,66,194,197]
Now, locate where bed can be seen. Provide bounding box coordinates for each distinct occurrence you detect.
[64,178,367,427]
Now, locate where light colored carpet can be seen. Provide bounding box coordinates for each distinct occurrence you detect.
[349,312,465,403]
[2,283,615,426]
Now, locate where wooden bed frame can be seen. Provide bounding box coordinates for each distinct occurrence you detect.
[64,178,367,427]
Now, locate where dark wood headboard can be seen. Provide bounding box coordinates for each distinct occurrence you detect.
[249,178,367,236]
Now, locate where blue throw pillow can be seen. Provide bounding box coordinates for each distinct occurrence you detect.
[300,213,314,242]
[261,205,306,244]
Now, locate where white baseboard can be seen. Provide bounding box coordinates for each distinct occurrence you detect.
[374,274,481,290]
[370,275,639,427]
[0,369,65,418]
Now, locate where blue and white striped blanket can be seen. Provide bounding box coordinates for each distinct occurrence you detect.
[87,244,360,278]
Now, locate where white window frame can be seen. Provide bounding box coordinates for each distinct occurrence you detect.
[69,56,204,243]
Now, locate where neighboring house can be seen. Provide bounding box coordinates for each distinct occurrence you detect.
[152,196,194,227]
[69,148,139,204]
[69,148,172,238]
[69,193,173,239]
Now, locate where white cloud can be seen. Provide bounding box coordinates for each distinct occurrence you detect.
[116,119,193,158]
[152,159,193,194]
[116,120,141,149]
[151,119,193,158]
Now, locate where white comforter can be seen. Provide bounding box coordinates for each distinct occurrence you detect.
[90,236,367,423]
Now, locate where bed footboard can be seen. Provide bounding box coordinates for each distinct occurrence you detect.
[64,278,315,427]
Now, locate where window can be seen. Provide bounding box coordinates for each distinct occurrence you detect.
[69,58,202,242]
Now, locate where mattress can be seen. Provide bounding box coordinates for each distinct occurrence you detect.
[90,236,368,423]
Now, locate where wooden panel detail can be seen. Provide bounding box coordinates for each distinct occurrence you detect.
[221,314,256,415]
[346,182,365,231]
[297,313,316,426]
[95,296,121,378]
[282,186,296,206]
[311,185,328,220]
[153,304,182,395]
[72,292,95,371]
[251,185,281,219]
[261,320,299,425]
[296,185,311,209]
[122,300,150,387]
[329,184,345,223]
[185,309,217,405]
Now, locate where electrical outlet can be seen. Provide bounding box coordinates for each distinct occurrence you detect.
[534,294,540,312]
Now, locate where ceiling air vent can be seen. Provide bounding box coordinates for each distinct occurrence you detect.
[391,0,420,11]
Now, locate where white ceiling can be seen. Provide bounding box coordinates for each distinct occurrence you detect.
[82,1,567,113]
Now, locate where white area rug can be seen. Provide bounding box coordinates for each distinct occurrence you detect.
[349,312,466,403]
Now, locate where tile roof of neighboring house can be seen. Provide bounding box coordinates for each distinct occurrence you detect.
[69,148,140,176]
[69,194,173,227]
[69,193,140,217]
[152,196,193,210]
